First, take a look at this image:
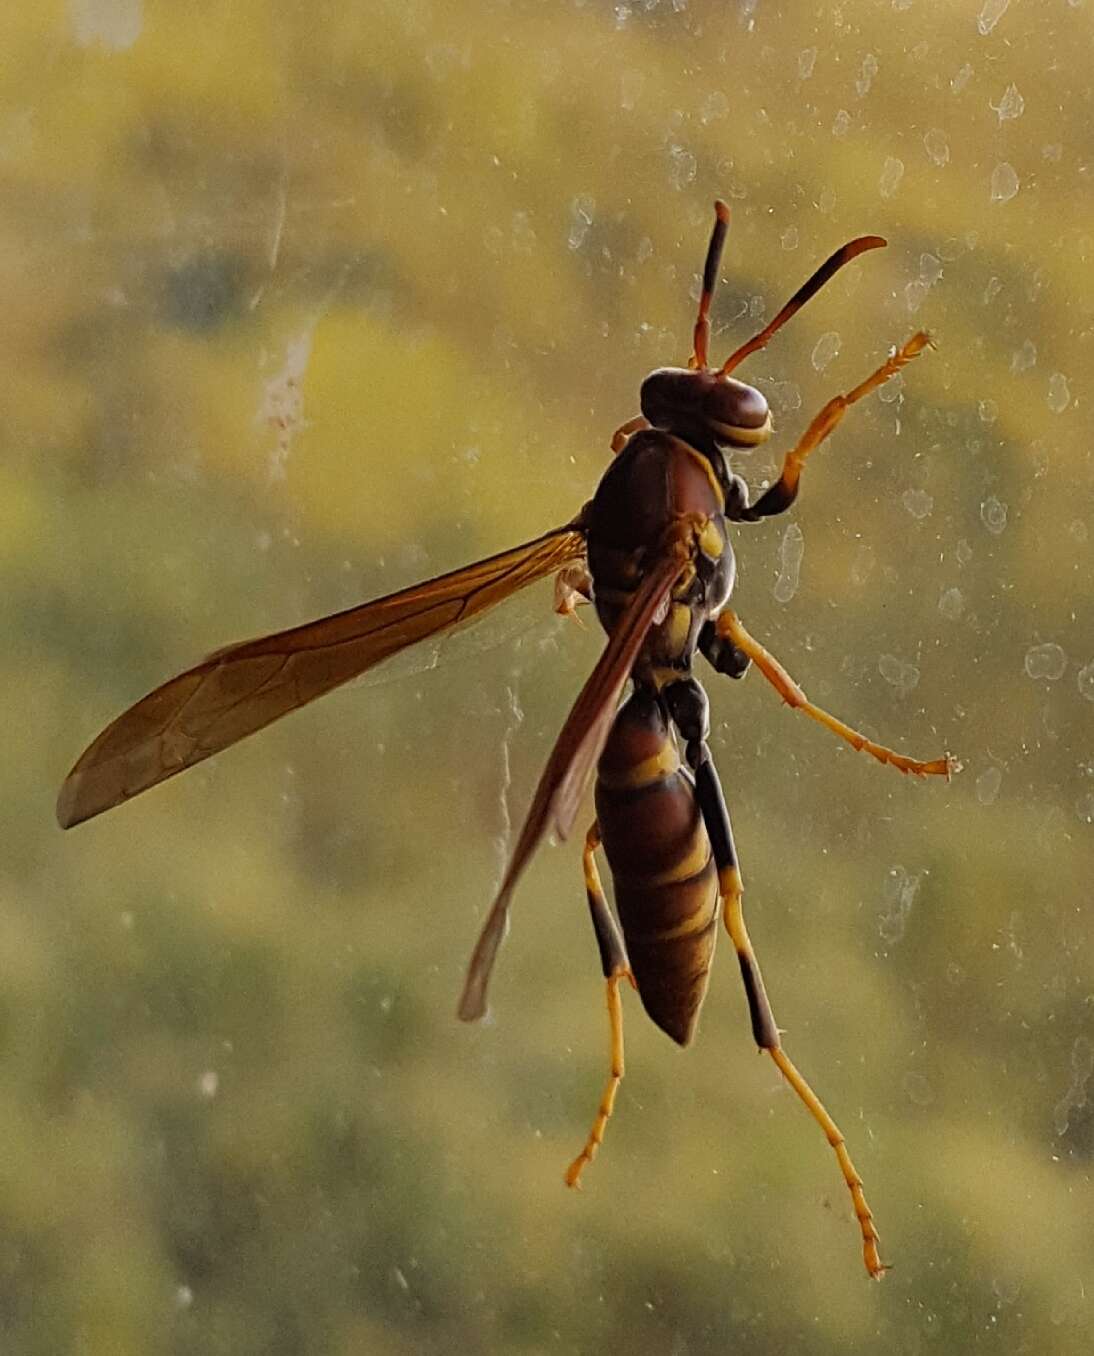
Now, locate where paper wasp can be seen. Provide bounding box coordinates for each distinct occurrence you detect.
[58,201,956,1278]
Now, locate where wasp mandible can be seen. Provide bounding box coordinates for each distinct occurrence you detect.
[58,201,956,1278]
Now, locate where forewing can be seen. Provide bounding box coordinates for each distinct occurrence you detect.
[58,525,586,828]
[458,534,690,1022]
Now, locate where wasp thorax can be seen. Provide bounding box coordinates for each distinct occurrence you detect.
[640,368,772,449]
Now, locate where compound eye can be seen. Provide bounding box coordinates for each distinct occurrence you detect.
[705,377,772,447]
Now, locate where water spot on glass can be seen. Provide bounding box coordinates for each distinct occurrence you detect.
[773,523,805,603]
[903,1072,934,1107]
[878,371,904,404]
[198,1071,219,1099]
[765,379,801,413]
[511,211,536,254]
[902,489,933,519]
[980,496,1007,535]
[946,961,966,986]
[856,52,879,96]
[983,275,1003,304]
[990,162,1020,203]
[1069,519,1087,544]
[904,280,929,314]
[700,90,729,124]
[1047,372,1071,413]
[919,253,943,286]
[878,866,924,944]
[878,654,920,693]
[951,63,973,94]
[668,144,697,190]
[68,0,143,51]
[1076,660,1094,701]
[978,399,998,424]
[991,83,1024,122]
[175,1285,194,1310]
[851,545,875,587]
[956,538,973,565]
[879,156,904,199]
[832,109,851,138]
[976,766,1002,805]
[938,587,964,621]
[923,128,950,166]
[261,331,313,483]
[1024,643,1066,680]
[780,226,799,251]
[567,196,595,250]
[1075,792,1094,825]
[1010,339,1037,374]
[798,47,817,80]
[1042,143,1063,162]
[1053,1036,1093,1136]
[811,331,841,371]
[977,0,1010,36]
[991,1275,1022,1307]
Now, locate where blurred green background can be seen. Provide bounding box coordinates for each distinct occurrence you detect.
[3,1,1092,1352]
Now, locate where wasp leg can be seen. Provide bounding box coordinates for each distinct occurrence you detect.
[664,680,778,1050]
[732,331,932,522]
[699,619,751,680]
[554,562,594,623]
[665,678,887,1280]
[610,414,651,454]
[715,609,957,779]
[566,822,635,1189]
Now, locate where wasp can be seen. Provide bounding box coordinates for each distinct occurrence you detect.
[58,201,956,1278]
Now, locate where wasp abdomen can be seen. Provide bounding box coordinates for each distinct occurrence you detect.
[595,688,718,1046]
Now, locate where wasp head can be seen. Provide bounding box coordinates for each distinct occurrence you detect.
[639,368,773,450]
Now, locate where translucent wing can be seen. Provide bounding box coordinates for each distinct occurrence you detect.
[58,524,587,829]
[458,530,692,1021]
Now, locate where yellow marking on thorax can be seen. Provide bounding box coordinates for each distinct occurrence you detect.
[597,742,680,790]
[662,602,692,656]
[699,518,725,559]
[647,665,684,690]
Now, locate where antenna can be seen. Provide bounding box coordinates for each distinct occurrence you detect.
[719,236,886,375]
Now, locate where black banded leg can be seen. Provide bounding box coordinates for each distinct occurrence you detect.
[734,331,932,522]
[699,620,751,681]
[715,610,957,779]
[566,822,634,1189]
[664,678,887,1280]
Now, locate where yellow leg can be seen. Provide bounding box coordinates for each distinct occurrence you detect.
[610,414,650,454]
[718,863,886,1279]
[754,332,933,514]
[716,610,957,779]
[768,1047,887,1280]
[565,974,627,1188]
[566,824,634,1188]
